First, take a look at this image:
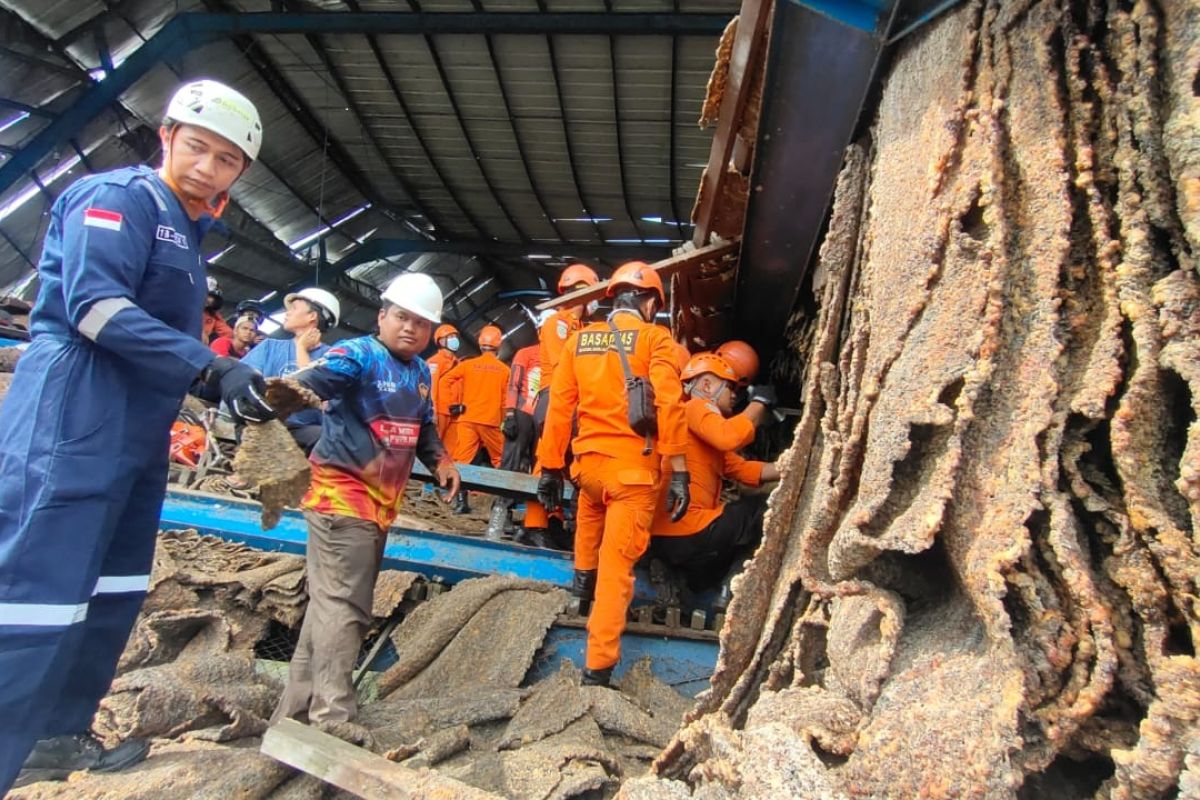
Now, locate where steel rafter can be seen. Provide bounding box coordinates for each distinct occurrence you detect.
[0,99,54,118]
[669,31,685,240]
[335,237,672,274]
[340,0,490,240]
[276,0,446,236]
[466,0,567,244]
[534,1,604,245]
[402,0,529,243]
[602,18,644,244]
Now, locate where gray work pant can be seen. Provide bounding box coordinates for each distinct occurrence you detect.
[271,510,385,725]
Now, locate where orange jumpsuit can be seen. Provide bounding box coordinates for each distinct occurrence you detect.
[525,307,586,529]
[441,351,510,467]
[536,311,687,670]
[426,348,459,444]
[652,398,766,536]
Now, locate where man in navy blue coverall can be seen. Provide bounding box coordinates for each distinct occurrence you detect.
[0,80,276,792]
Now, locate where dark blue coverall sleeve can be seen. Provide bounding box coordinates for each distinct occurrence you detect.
[59,182,215,395]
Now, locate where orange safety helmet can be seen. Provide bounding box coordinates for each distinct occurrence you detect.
[681,352,737,384]
[477,325,503,349]
[606,261,665,306]
[434,323,458,343]
[557,263,599,294]
[714,339,759,387]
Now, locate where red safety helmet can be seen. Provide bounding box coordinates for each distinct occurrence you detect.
[606,261,665,306]
[434,323,458,343]
[557,263,599,294]
[681,352,737,384]
[714,339,759,387]
[478,325,503,349]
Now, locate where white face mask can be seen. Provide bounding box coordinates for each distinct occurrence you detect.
[585,299,600,317]
[445,335,461,353]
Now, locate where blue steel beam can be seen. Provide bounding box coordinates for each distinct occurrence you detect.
[0,11,732,196]
[411,460,574,502]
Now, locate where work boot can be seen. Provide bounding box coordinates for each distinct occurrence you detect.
[455,490,471,515]
[571,568,598,615]
[581,666,614,687]
[514,527,554,549]
[16,733,150,787]
[485,503,508,541]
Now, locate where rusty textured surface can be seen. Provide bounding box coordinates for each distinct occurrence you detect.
[641,0,1200,796]
[0,346,19,372]
[233,419,312,530]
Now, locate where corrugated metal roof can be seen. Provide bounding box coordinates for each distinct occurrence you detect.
[0,1,736,347]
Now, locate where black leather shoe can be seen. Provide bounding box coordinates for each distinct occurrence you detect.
[16,733,149,786]
[572,569,597,601]
[454,491,471,515]
[582,666,614,687]
[514,527,555,549]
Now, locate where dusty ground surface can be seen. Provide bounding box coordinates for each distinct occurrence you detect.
[12,532,693,799]
[629,1,1200,798]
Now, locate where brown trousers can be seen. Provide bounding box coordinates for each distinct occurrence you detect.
[271,510,385,725]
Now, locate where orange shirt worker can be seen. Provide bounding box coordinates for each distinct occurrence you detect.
[535,262,690,687]
[426,323,461,442]
[441,324,511,477]
[650,352,779,610]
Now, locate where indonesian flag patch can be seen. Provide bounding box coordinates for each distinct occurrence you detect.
[83,208,123,231]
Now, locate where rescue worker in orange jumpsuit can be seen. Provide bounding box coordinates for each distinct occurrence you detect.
[524,264,601,540]
[650,352,779,611]
[536,262,690,686]
[442,324,511,512]
[427,323,461,443]
[486,336,542,541]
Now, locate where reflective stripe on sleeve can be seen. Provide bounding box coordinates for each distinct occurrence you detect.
[0,602,89,627]
[92,574,151,595]
[78,297,136,341]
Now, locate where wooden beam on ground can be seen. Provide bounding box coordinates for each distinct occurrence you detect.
[261,718,500,799]
[535,239,740,312]
[690,0,774,247]
[411,461,575,501]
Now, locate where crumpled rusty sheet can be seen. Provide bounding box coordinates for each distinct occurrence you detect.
[641,0,1200,797]
[8,740,293,800]
[233,419,311,530]
[0,346,20,372]
[377,575,570,700]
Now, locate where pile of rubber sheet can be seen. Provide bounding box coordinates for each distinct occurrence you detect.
[12,536,695,799]
[0,345,20,403]
[627,1,1200,798]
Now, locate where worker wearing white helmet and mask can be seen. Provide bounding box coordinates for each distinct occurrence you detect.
[0,79,273,791]
[271,271,461,727]
[239,286,341,453]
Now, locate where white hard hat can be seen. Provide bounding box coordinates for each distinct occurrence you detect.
[285,287,341,328]
[381,273,443,323]
[166,80,263,161]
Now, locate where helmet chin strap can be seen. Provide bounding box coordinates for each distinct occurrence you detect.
[159,125,236,220]
[688,377,729,403]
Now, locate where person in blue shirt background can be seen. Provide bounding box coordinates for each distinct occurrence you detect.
[0,79,276,792]
[240,287,341,453]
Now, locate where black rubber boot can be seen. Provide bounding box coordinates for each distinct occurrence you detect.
[582,666,614,687]
[16,734,150,787]
[454,490,471,515]
[514,527,554,549]
[571,568,598,616]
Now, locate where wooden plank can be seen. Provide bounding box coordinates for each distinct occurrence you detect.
[261,718,500,800]
[691,0,775,247]
[535,239,740,312]
[411,460,575,501]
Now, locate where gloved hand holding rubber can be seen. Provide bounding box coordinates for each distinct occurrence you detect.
[501,412,518,440]
[666,470,691,522]
[537,468,565,513]
[449,403,466,417]
[207,356,275,424]
[747,384,778,410]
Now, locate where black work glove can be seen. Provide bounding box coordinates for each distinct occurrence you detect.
[449,403,466,417]
[666,470,691,522]
[537,468,565,513]
[747,384,778,410]
[502,412,518,440]
[206,356,275,424]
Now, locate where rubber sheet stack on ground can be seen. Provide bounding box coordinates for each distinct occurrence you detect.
[0,345,20,404]
[11,536,695,799]
[232,377,323,529]
[624,1,1200,798]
